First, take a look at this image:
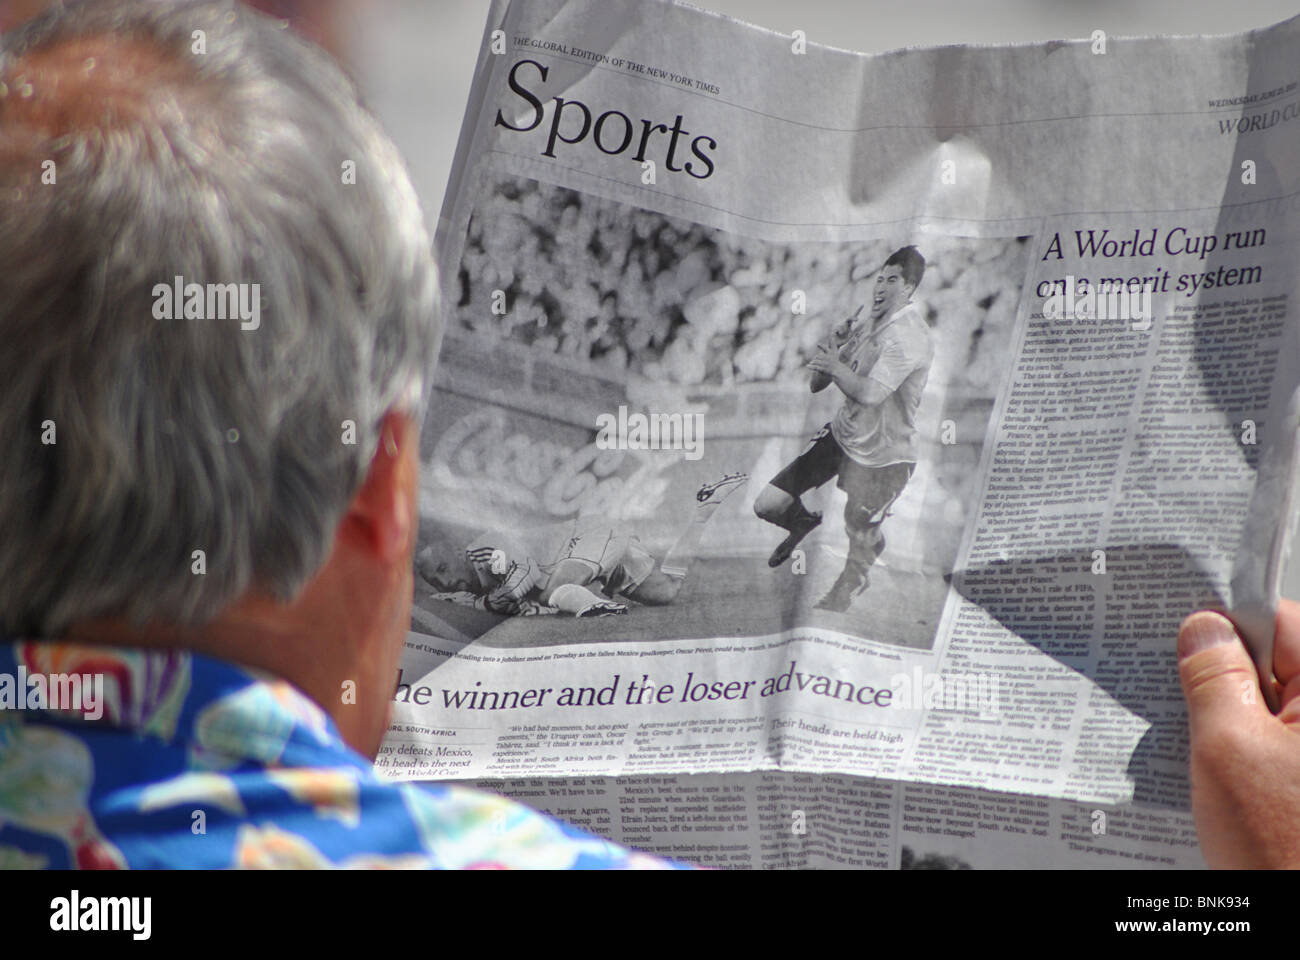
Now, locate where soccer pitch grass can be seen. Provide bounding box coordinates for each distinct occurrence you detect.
[410,555,948,651]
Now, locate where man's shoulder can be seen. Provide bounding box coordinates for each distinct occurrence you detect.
[1,642,679,870]
[891,301,930,333]
[467,528,530,563]
[882,303,934,355]
[207,774,666,869]
[44,743,677,868]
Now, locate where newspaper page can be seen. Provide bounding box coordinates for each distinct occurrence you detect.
[376,0,1300,869]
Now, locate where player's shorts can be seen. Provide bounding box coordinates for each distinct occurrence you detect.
[553,524,656,598]
[770,424,914,516]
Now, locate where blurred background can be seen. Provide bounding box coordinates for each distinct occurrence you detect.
[4,0,1299,599]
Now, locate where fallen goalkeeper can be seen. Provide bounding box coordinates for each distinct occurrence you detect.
[417,473,747,618]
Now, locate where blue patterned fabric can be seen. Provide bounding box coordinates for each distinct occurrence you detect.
[0,640,680,869]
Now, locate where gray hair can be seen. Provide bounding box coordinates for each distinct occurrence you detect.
[0,0,438,633]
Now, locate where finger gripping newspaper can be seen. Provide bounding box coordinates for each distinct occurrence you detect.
[378,0,1300,869]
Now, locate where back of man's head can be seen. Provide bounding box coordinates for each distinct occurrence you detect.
[0,0,437,635]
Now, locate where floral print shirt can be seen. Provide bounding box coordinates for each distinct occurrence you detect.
[0,641,677,869]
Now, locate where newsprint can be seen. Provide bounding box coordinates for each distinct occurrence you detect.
[379,0,1300,868]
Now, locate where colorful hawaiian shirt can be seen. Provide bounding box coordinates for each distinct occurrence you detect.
[0,641,679,869]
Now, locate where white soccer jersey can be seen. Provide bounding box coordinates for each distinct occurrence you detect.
[830,301,935,468]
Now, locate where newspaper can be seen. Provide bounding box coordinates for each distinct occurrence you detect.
[376,0,1300,869]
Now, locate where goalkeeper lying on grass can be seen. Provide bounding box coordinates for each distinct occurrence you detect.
[418,473,746,617]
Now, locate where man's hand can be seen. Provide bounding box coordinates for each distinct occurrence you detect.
[810,306,861,393]
[1178,600,1300,868]
[807,341,848,379]
[483,588,523,615]
[808,341,843,393]
[830,314,857,344]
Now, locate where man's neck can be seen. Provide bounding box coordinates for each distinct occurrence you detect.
[62,596,347,714]
[61,568,404,760]
[872,300,910,333]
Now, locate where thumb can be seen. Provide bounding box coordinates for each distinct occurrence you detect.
[1178,611,1270,739]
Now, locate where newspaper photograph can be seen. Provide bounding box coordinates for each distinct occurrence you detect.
[413,175,1029,652]
[376,0,1300,868]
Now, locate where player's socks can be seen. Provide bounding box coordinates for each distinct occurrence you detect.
[775,497,818,532]
[549,582,614,616]
[660,471,749,578]
[767,502,822,568]
[843,523,886,571]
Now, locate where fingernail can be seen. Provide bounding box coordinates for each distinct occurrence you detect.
[1178,612,1237,659]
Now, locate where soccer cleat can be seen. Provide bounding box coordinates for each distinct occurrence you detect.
[576,599,629,618]
[696,472,748,505]
[767,511,821,568]
[815,566,871,612]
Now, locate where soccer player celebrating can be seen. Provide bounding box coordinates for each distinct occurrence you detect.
[419,472,747,617]
[754,245,934,612]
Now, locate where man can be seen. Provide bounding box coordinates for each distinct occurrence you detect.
[0,0,674,869]
[419,472,747,617]
[754,246,934,612]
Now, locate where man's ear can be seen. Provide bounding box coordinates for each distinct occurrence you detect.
[339,410,417,566]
